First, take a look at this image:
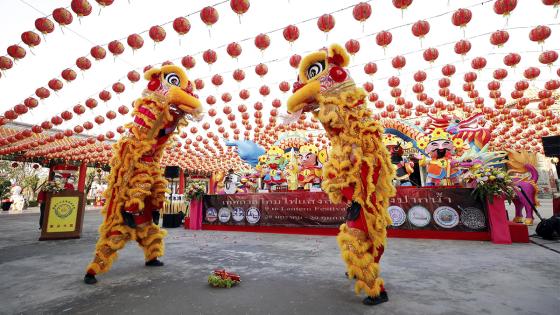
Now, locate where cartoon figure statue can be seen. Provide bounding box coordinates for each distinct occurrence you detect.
[384,136,414,186]
[297,144,322,189]
[287,44,395,305]
[9,185,25,214]
[417,128,463,186]
[262,146,287,190]
[84,65,202,284]
[507,151,540,225]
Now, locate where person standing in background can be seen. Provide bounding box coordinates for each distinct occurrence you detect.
[37,189,46,230]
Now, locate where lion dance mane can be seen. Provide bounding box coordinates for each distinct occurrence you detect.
[288,44,395,299]
[85,65,202,276]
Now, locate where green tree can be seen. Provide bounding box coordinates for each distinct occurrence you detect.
[85,168,96,197]
[0,179,11,200]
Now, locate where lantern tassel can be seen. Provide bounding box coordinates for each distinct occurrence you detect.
[60,26,65,35]
[238,14,242,24]
[362,22,365,33]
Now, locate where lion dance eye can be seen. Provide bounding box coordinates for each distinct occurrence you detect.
[164,73,181,86]
[306,61,325,79]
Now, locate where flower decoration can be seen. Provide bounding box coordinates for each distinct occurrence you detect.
[208,269,241,288]
[463,166,516,203]
[185,180,206,201]
[41,181,64,193]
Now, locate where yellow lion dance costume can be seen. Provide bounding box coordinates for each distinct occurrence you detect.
[84,65,202,284]
[287,44,395,305]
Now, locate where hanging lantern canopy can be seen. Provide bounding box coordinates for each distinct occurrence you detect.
[529,25,551,45]
[181,55,196,69]
[52,8,73,27]
[230,0,250,22]
[490,30,509,47]
[127,70,140,83]
[149,25,166,44]
[345,39,360,56]
[289,54,301,69]
[352,2,372,30]
[422,48,439,63]
[254,33,270,52]
[203,49,217,65]
[411,20,430,46]
[7,45,26,60]
[539,50,558,66]
[35,17,55,35]
[90,45,106,60]
[283,25,300,44]
[226,42,242,59]
[127,34,144,51]
[21,31,41,48]
[233,69,245,82]
[317,14,335,39]
[71,0,92,18]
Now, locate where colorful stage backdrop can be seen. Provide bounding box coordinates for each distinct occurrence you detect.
[202,188,488,232]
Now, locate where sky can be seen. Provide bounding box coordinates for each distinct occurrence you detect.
[0,0,559,154]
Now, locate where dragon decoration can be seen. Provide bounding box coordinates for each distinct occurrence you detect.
[84,65,203,284]
[287,44,395,306]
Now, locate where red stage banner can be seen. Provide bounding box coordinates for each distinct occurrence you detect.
[202,187,488,232]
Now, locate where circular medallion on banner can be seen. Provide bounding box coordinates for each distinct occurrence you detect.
[434,206,459,228]
[388,206,406,227]
[54,200,74,218]
[460,207,486,230]
[246,207,261,224]
[218,207,231,223]
[206,207,218,223]
[407,205,431,227]
[232,207,245,222]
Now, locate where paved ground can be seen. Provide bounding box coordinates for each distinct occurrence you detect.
[0,201,558,315]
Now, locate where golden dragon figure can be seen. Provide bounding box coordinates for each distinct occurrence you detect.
[84,65,202,284]
[287,44,395,305]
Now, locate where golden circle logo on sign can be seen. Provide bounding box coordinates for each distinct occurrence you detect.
[47,196,79,233]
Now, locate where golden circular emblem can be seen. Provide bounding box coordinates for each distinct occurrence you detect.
[54,201,73,218]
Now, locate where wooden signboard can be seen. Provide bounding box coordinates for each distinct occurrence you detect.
[39,191,86,241]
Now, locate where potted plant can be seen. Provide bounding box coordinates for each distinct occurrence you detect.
[463,167,516,244]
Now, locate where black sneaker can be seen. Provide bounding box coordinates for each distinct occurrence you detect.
[362,291,389,306]
[145,259,164,267]
[345,272,356,279]
[84,273,97,285]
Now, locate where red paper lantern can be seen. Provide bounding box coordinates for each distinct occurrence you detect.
[24,97,38,109]
[391,55,406,70]
[35,17,55,35]
[452,8,472,28]
[413,70,427,82]
[7,45,26,60]
[118,105,129,115]
[51,115,63,125]
[464,72,477,83]
[195,79,204,90]
[235,90,248,101]
[388,76,400,87]
[493,68,508,80]
[14,104,28,115]
[48,79,63,91]
[203,49,217,65]
[279,81,290,93]
[345,39,360,55]
[545,79,560,90]
[353,2,372,24]
[289,54,301,69]
[226,42,242,59]
[255,63,268,77]
[494,0,517,17]
[90,45,106,60]
[106,110,117,120]
[0,56,13,70]
[71,0,92,17]
[441,64,456,77]
[21,31,41,48]
[490,30,509,47]
[127,70,140,83]
[317,14,335,36]
[35,87,50,99]
[99,90,111,102]
[53,8,73,26]
[283,25,299,43]
[523,67,540,80]
[94,115,105,125]
[200,6,219,26]
[230,0,250,20]
[85,98,98,109]
[254,33,270,51]
[211,74,223,87]
[423,48,439,63]
[363,82,374,92]
[149,25,166,43]
[471,57,487,70]
[180,55,196,70]
[376,31,392,49]
[539,50,558,66]
[529,25,551,45]
[112,82,125,94]
[61,68,77,82]
[76,56,92,71]
[364,62,377,76]
[454,39,471,56]
[107,40,124,57]
[438,78,450,88]
[503,52,521,68]
[127,34,144,50]
[206,96,216,105]
[4,110,18,120]
[96,0,114,7]
[221,93,232,103]
[515,80,529,91]
[411,20,430,41]
[61,110,73,121]
[259,85,270,97]
[173,17,191,36]
[233,69,245,82]
[73,104,86,115]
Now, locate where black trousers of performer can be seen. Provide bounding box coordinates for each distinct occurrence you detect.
[39,202,46,229]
